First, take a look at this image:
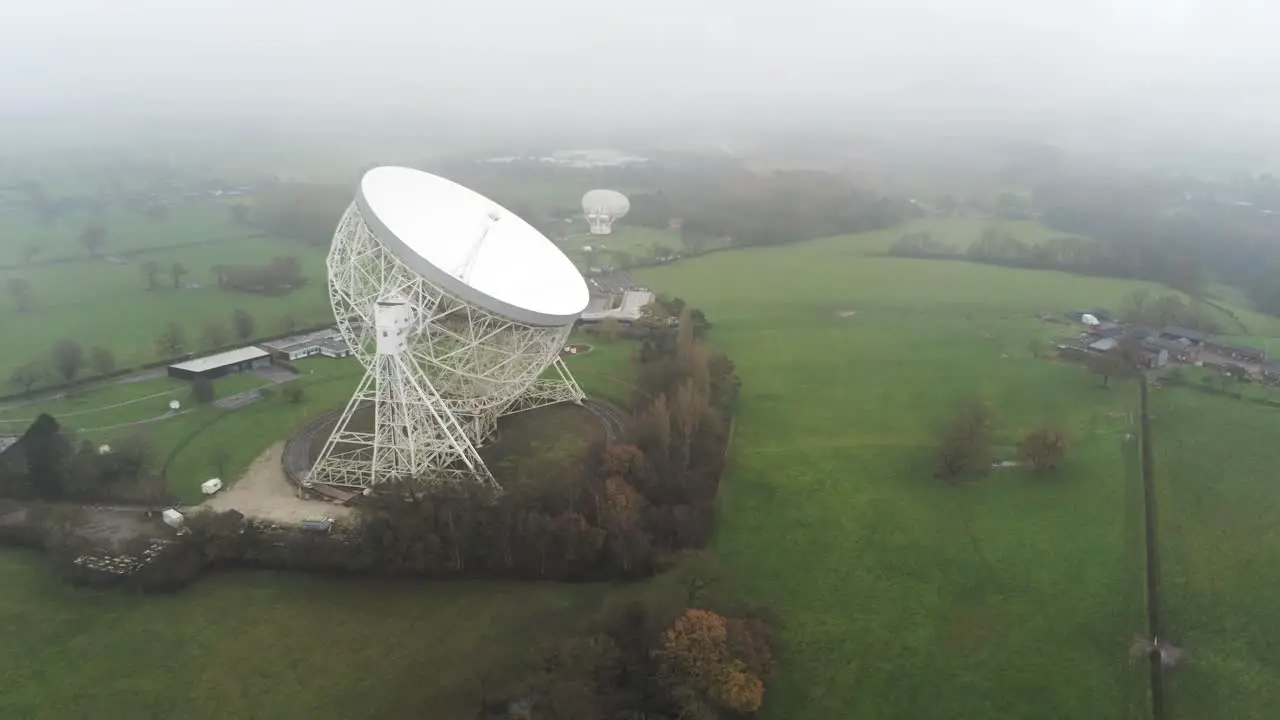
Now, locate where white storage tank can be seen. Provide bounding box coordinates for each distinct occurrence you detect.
[201,478,223,495]
[161,508,185,529]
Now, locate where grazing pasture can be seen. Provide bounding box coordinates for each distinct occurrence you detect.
[633,234,1156,718]
[0,235,331,386]
[1151,388,1280,719]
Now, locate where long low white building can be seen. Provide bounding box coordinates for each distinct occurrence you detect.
[167,347,273,381]
[258,328,351,361]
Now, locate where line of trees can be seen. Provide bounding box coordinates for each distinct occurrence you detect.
[887,225,1207,298]
[5,308,259,397]
[625,170,912,250]
[7,341,116,393]
[326,301,739,582]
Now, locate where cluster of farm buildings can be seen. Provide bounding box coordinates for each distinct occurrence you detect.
[1057,311,1278,379]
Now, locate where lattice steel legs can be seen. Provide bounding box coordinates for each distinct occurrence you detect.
[308,352,498,492]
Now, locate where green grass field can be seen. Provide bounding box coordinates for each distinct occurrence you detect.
[633,237,1156,718]
[1151,387,1280,719]
[0,550,606,719]
[887,215,1085,254]
[6,212,1280,717]
[0,234,332,386]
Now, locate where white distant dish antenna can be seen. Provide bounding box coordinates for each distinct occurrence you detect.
[1082,313,1100,326]
[582,189,630,235]
[309,166,590,492]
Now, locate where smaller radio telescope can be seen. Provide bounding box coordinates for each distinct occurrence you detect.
[309,167,591,492]
[582,189,630,235]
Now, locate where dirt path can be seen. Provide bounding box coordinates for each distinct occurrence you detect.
[201,442,353,524]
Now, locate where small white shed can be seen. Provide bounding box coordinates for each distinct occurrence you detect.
[97,444,111,455]
[161,508,185,529]
[169,400,181,411]
[201,478,223,495]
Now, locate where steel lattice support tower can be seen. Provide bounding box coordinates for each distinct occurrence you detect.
[308,199,585,492]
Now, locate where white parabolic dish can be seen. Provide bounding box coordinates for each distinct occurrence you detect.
[357,166,589,326]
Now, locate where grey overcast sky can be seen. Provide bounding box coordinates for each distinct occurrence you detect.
[1,0,1275,150]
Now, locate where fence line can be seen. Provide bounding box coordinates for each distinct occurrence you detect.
[1139,376,1166,720]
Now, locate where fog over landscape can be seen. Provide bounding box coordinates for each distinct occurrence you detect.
[3,0,1277,162]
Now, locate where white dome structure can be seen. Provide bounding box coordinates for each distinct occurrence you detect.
[582,189,630,235]
[309,167,590,492]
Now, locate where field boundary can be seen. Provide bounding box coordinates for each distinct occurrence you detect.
[1139,375,1167,720]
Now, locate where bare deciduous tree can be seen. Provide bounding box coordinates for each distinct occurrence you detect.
[79,223,107,255]
[51,339,86,384]
[169,261,188,289]
[157,322,187,357]
[231,308,255,341]
[140,260,162,291]
[6,277,33,312]
[9,363,45,393]
[935,397,995,481]
[202,321,231,350]
[89,346,115,376]
[209,445,230,477]
[1019,425,1069,473]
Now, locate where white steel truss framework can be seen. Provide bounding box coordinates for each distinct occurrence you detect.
[308,203,585,492]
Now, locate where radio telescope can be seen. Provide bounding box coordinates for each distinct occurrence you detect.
[308,167,590,492]
[582,189,630,235]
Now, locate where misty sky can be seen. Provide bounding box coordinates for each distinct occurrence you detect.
[2,0,1275,148]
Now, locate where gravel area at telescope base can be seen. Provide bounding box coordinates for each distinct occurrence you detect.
[203,442,355,524]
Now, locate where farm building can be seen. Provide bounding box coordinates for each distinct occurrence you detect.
[1202,338,1266,364]
[259,329,351,362]
[167,347,273,381]
[1159,325,1210,345]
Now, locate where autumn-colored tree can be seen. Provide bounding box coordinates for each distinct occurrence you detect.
[1019,425,1069,472]
[660,609,730,689]
[709,664,766,714]
[659,609,768,715]
[670,378,708,469]
[632,393,672,462]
